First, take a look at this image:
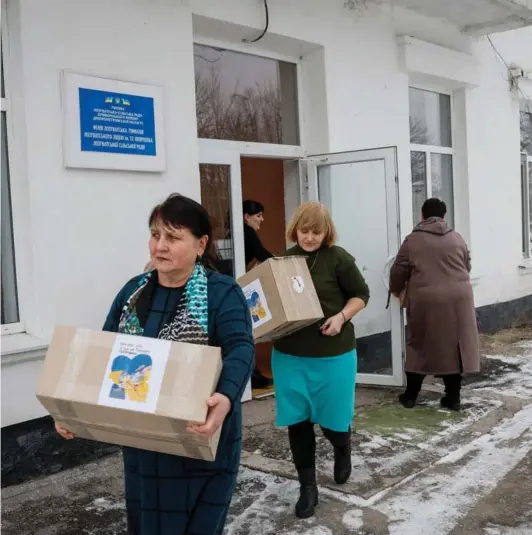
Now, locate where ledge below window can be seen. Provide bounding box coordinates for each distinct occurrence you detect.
[1,333,49,365]
[518,259,532,275]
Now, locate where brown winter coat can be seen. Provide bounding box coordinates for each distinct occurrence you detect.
[389,218,479,375]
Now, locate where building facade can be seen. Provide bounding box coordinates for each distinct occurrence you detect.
[1,0,532,427]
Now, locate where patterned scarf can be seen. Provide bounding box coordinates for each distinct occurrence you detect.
[117,263,209,346]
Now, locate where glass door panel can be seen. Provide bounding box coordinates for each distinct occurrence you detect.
[199,163,236,277]
[198,143,245,279]
[305,148,403,386]
[198,142,250,400]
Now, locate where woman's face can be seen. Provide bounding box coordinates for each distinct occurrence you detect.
[244,212,264,231]
[297,228,325,252]
[149,221,208,274]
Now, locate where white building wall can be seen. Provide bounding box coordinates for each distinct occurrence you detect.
[13,0,201,340]
[2,0,531,425]
[466,28,532,306]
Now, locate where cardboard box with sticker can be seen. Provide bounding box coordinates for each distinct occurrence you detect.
[36,325,222,461]
[237,257,323,343]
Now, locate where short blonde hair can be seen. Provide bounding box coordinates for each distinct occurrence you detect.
[286,202,337,247]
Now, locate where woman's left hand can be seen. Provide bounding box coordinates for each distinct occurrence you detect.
[321,313,345,336]
[187,393,232,439]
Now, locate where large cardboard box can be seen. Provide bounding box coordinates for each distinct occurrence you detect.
[36,326,222,461]
[238,256,323,343]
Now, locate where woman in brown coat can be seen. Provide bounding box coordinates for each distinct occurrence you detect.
[389,198,479,411]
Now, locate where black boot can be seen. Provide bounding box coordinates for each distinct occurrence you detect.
[441,374,461,411]
[398,393,416,409]
[250,368,273,389]
[288,421,318,518]
[399,372,425,408]
[333,442,352,484]
[295,468,318,519]
[321,427,352,485]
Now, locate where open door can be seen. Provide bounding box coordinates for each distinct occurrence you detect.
[303,148,404,387]
[198,143,253,401]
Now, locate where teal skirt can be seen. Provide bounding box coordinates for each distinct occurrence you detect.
[271,348,357,432]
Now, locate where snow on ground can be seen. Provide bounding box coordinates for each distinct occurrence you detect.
[228,343,532,534]
[318,395,501,489]
[3,341,530,535]
[483,526,532,535]
[372,404,532,535]
[471,345,532,399]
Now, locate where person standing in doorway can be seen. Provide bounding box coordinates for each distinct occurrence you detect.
[243,200,273,269]
[389,197,479,411]
[272,202,370,519]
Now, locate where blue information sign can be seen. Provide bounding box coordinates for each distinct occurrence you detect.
[78,88,156,156]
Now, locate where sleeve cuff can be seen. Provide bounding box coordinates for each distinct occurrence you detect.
[216,383,239,413]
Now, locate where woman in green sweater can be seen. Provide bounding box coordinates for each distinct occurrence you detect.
[272,202,370,519]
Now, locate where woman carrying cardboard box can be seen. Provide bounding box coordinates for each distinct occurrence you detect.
[272,202,370,519]
[242,199,275,390]
[55,193,255,535]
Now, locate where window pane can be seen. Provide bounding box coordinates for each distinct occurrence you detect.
[520,106,532,156]
[1,111,20,324]
[318,159,394,376]
[194,44,299,145]
[1,41,5,99]
[529,161,532,255]
[411,151,427,225]
[524,156,532,257]
[199,164,235,277]
[409,88,452,147]
[431,153,454,227]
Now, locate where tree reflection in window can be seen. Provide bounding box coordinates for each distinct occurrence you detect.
[194,44,299,145]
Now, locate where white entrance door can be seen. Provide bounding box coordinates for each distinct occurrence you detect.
[304,148,404,387]
[198,143,246,279]
[198,142,252,401]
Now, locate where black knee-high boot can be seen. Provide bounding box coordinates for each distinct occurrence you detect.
[399,372,425,408]
[321,427,352,484]
[288,420,318,518]
[441,374,461,411]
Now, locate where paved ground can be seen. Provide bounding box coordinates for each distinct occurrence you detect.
[2,329,532,534]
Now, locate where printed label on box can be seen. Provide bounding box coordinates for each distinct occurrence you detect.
[97,334,171,413]
[243,279,273,330]
[291,276,305,294]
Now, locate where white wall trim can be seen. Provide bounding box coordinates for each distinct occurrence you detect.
[398,36,480,88]
[193,35,301,65]
[410,144,453,155]
[1,333,48,360]
[1,322,24,335]
[198,138,305,159]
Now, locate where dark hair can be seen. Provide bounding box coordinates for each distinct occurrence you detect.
[243,200,264,216]
[422,198,447,220]
[149,193,219,270]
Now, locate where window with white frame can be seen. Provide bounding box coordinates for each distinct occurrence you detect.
[409,87,454,227]
[193,43,300,145]
[521,101,532,259]
[1,36,21,330]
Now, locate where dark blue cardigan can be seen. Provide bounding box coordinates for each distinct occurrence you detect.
[103,270,255,413]
[102,270,255,533]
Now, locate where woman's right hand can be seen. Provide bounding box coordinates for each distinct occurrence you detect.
[55,422,75,440]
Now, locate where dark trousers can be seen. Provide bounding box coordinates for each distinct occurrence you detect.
[288,420,350,471]
[404,372,462,402]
